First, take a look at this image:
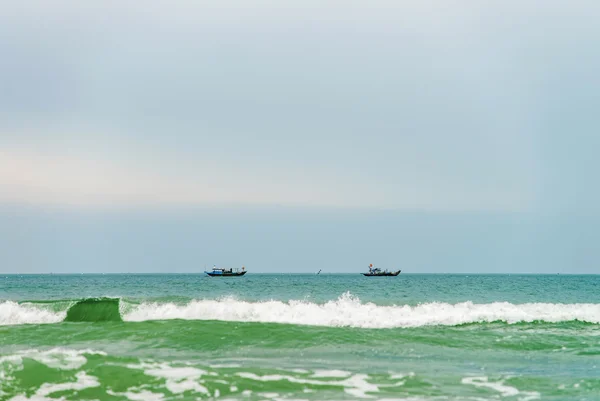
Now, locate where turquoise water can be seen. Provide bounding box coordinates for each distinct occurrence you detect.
[1,274,600,400]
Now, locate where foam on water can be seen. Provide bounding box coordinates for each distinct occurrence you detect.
[0,349,419,400]
[107,389,164,401]
[32,348,104,370]
[122,293,600,328]
[0,301,64,326]
[462,377,540,401]
[126,362,209,395]
[235,371,379,398]
[4,293,600,328]
[312,370,352,378]
[7,369,100,401]
[0,347,106,399]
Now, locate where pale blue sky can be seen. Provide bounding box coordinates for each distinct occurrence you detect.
[1,1,599,273]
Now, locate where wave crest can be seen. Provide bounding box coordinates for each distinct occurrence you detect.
[3,293,600,328]
[125,293,600,328]
[0,301,65,325]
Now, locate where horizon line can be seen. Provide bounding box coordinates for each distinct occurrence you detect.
[1,272,588,275]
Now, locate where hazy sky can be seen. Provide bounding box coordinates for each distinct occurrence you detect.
[1,1,599,273]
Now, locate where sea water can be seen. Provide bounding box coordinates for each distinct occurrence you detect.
[1,274,599,400]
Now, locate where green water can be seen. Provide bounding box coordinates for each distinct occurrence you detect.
[1,274,600,400]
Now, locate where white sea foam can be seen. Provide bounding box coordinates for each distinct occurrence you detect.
[462,376,540,401]
[4,293,600,328]
[37,371,100,397]
[108,389,165,401]
[122,293,600,328]
[1,349,105,399]
[0,348,106,370]
[0,302,64,326]
[312,369,352,378]
[8,371,100,401]
[126,362,209,395]
[26,348,105,370]
[236,371,379,398]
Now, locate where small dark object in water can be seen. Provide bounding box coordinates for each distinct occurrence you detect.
[205,266,247,277]
[362,270,401,277]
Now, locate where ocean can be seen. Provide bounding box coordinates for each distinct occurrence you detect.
[1,273,599,401]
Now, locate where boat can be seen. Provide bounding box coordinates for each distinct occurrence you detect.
[362,264,401,277]
[205,266,247,277]
[362,270,401,276]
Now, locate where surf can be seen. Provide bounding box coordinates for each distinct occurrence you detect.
[3,293,600,328]
[123,294,600,328]
[0,297,123,325]
[64,297,122,322]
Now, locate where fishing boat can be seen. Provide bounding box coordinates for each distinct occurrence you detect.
[205,266,247,277]
[362,264,401,277]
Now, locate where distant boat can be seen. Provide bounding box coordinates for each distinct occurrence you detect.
[205,266,247,277]
[362,264,401,277]
[362,270,401,277]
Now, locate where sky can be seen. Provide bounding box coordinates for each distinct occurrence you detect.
[1,1,599,273]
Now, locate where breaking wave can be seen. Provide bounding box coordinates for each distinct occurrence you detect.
[0,301,66,325]
[2,293,600,328]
